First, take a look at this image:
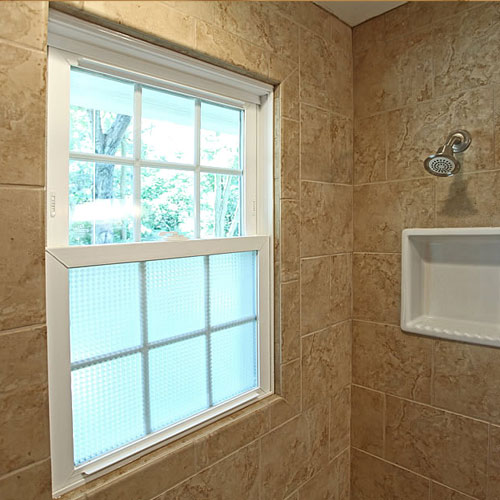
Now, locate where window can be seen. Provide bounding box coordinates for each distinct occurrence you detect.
[46,12,273,496]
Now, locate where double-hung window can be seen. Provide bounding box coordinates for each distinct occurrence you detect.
[46,12,273,496]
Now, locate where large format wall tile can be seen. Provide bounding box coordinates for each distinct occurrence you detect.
[280,199,300,282]
[436,170,500,228]
[0,459,51,500]
[300,182,352,257]
[162,442,259,500]
[214,2,299,62]
[330,385,350,459]
[351,385,384,456]
[261,404,329,500]
[431,482,477,500]
[352,321,432,403]
[386,87,494,180]
[0,2,47,50]
[354,179,435,252]
[280,280,300,364]
[385,396,488,498]
[351,448,430,500]
[270,358,301,429]
[302,322,351,410]
[488,424,500,499]
[433,3,500,97]
[352,253,400,325]
[353,114,386,184]
[0,44,46,186]
[0,326,49,476]
[0,188,45,331]
[280,118,300,199]
[434,340,500,424]
[331,253,352,324]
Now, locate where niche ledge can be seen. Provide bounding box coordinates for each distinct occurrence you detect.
[401,228,500,347]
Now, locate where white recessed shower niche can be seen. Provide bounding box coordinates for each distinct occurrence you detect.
[401,228,500,347]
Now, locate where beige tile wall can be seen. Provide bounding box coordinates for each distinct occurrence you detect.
[351,3,500,500]
[0,2,353,499]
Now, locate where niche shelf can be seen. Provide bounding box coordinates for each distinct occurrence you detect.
[401,228,500,347]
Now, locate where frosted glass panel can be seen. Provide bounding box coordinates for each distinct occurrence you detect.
[209,252,256,325]
[211,322,258,405]
[68,250,258,466]
[72,354,144,465]
[149,336,209,431]
[146,257,205,342]
[69,263,141,363]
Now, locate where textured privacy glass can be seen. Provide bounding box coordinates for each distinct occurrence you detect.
[69,251,258,466]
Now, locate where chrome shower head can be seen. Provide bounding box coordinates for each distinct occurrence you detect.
[423,130,471,177]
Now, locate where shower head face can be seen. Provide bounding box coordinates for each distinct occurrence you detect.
[424,153,461,177]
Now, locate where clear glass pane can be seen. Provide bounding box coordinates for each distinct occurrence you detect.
[209,251,256,326]
[69,161,134,246]
[141,168,194,241]
[70,68,133,157]
[69,263,141,363]
[149,336,209,431]
[145,257,205,342]
[200,173,241,238]
[210,322,258,405]
[142,87,195,163]
[200,102,242,169]
[72,354,145,465]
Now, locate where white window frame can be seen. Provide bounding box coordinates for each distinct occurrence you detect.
[46,11,274,496]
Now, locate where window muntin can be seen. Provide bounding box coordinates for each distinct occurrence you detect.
[68,67,244,245]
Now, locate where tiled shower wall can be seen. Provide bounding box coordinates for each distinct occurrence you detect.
[351,2,500,499]
[0,2,353,499]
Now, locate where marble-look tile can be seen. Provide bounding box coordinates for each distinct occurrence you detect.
[434,340,500,425]
[352,254,401,325]
[298,458,339,500]
[302,322,351,410]
[331,114,353,184]
[385,396,488,498]
[82,440,195,500]
[496,85,500,170]
[300,104,333,183]
[0,44,46,186]
[0,188,45,331]
[280,118,300,199]
[280,70,299,121]
[353,179,435,253]
[261,404,329,500]
[0,327,49,476]
[351,448,430,500]
[353,114,386,184]
[488,424,500,499]
[352,321,432,403]
[0,459,51,500]
[300,182,352,257]
[431,482,477,500]
[165,1,216,24]
[386,87,494,180]
[352,14,385,56]
[433,3,500,97]
[351,385,384,456]
[436,171,500,228]
[0,1,47,50]
[82,1,196,48]
[271,358,301,429]
[269,54,297,83]
[331,253,351,324]
[194,400,270,470]
[214,2,299,62]
[300,257,331,335]
[280,281,300,363]
[163,442,259,500]
[300,28,352,116]
[330,384,350,459]
[280,199,300,282]
[354,27,433,117]
[337,448,350,500]
[195,20,269,78]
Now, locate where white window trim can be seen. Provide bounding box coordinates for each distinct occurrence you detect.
[46,11,274,497]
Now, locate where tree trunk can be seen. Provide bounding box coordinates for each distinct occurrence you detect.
[90,111,131,243]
